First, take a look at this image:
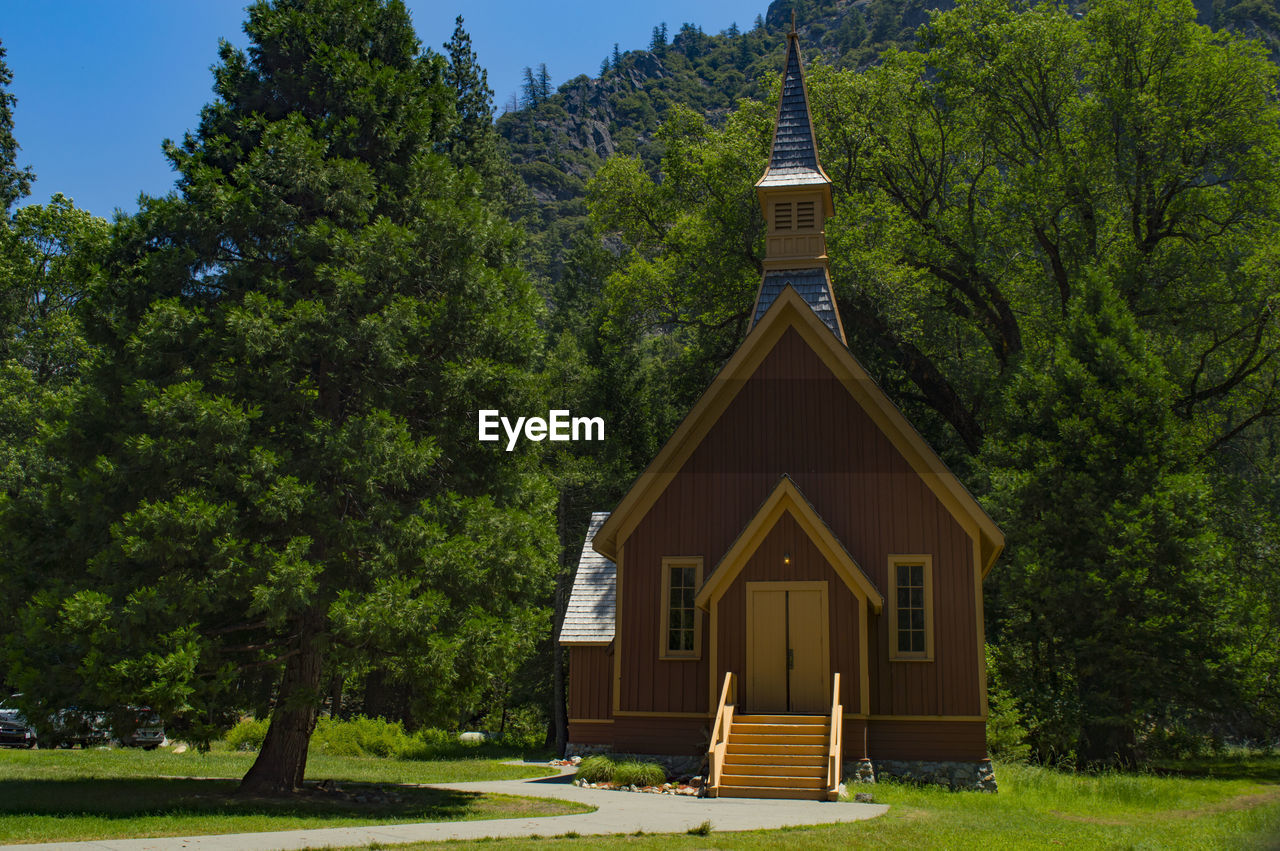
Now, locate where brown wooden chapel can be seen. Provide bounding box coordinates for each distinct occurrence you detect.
[560,28,1004,799]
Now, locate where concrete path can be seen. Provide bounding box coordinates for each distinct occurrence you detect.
[8,766,888,851]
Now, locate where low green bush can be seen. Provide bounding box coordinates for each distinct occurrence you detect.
[613,760,667,787]
[575,755,668,786]
[311,716,418,758]
[576,755,616,783]
[475,705,547,750]
[223,718,268,751]
[218,714,549,760]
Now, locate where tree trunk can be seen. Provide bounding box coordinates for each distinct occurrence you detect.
[549,492,571,757]
[328,675,343,719]
[238,619,325,795]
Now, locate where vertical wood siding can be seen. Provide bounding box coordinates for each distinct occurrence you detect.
[866,719,987,761]
[567,720,614,747]
[567,646,613,720]
[618,327,982,719]
[716,513,861,713]
[611,717,710,755]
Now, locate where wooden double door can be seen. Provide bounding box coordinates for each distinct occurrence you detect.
[745,581,830,713]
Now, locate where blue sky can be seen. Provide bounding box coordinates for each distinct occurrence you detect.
[3,0,761,220]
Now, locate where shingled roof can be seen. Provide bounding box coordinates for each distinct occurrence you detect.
[560,511,616,644]
[753,270,840,338]
[757,31,829,189]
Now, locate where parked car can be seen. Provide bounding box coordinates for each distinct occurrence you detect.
[115,707,165,750]
[0,698,37,749]
[47,708,111,748]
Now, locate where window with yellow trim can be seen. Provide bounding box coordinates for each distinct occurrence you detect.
[888,555,933,660]
[660,557,703,659]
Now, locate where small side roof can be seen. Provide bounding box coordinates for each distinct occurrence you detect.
[559,511,617,645]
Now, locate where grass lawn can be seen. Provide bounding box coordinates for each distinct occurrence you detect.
[0,746,589,845]
[337,755,1280,850]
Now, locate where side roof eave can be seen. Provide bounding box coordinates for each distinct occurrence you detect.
[593,285,1005,577]
[561,511,617,645]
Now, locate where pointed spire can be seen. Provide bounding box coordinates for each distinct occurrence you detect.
[749,30,845,343]
[757,29,829,189]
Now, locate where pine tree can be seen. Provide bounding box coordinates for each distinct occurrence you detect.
[536,63,552,102]
[983,278,1227,766]
[443,16,497,180]
[521,65,539,107]
[612,42,622,68]
[650,24,668,51]
[0,40,34,215]
[4,0,555,795]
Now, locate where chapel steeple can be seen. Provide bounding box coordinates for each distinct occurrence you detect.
[749,26,845,343]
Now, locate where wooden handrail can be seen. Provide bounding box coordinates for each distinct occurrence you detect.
[827,672,843,800]
[707,671,736,796]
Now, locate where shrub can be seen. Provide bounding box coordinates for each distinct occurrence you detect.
[476,705,547,750]
[223,717,268,751]
[311,716,423,758]
[220,714,544,760]
[576,755,616,783]
[986,646,1032,764]
[612,760,667,787]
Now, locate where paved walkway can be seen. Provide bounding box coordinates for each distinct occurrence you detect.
[10,767,888,851]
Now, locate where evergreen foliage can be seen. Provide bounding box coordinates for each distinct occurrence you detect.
[0,0,555,793]
[982,278,1228,765]
[1,0,1278,777]
[0,41,33,215]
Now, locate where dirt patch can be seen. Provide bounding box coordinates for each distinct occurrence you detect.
[1052,785,1280,825]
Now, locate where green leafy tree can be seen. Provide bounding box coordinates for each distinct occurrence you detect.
[3,0,555,794]
[0,196,110,693]
[585,0,1280,762]
[0,195,108,384]
[587,100,773,405]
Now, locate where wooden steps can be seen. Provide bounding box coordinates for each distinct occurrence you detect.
[716,713,831,801]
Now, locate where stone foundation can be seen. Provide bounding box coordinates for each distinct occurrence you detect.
[565,744,704,777]
[568,742,996,791]
[844,757,997,792]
